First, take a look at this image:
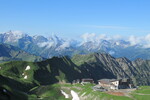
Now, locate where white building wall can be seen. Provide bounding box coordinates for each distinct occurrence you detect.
[112,81,119,86]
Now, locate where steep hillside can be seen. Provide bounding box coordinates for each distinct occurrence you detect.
[0,43,43,63]
[72,53,150,85]
[0,57,81,85]
[1,53,150,86]
[0,57,82,99]
[0,53,150,99]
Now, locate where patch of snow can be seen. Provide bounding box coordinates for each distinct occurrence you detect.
[24,75,27,79]
[81,92,86,97]
[4,30,25,42]
[25,65,30,70]
[71,90,80,100]
[116,42,120,45]
[3,89,7,93]
[81,83,84,86]
[61,90,69,98]
[56,42,70,51]
[22,73,25,75]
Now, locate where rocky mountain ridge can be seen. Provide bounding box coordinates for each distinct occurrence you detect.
[0,43,43,63]
[72,53,150,85]
[0,52,149,86]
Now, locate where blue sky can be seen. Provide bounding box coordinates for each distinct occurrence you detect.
[0,0,150,38]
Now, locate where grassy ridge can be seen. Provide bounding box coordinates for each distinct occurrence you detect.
[71,53,97,66]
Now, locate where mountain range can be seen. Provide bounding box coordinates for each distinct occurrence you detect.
[0,43,43,63]
[1,31,150,60]
[0,53,150,86]
[0,52,150,99]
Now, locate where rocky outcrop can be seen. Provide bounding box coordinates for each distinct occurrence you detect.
[72,53,150,85]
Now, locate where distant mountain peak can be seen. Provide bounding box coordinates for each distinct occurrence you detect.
[5,30,24,36]
[0,30,150,60]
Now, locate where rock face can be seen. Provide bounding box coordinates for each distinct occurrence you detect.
[72,53,150,85]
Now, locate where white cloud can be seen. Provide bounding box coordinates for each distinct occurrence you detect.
[112,35,122,40]
[128,35,141,46]
[80,33,150,48]
[11,30,24,34]
[81,33,96,42]
[96,34,107,40]
[37,42,55,48]
[59,42,70,49]
[142,34,150,48]
[8,30,150,49]
[143,44,150,48]
[109,51,115,55]
[81,33,123,43]
[145,34,150,42]
[127,34,150,48]
[80,33,111,43]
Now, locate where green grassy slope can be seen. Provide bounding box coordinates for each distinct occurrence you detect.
[71,53,97,66]
[0,56,82,85]
[0,56,82,100]
[0,54,150,99]
[29,83,150,100]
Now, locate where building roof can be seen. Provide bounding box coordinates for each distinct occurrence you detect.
[98,78,131,84]
[98,79,120,83]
